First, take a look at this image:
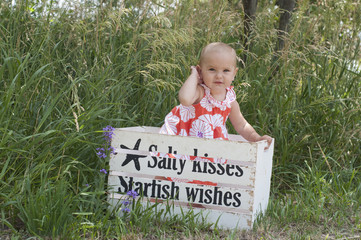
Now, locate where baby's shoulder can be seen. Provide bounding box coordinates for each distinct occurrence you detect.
[226,86,236,103]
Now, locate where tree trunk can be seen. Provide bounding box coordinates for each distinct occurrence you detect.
[276,0,296,51]
[242,0,258,64]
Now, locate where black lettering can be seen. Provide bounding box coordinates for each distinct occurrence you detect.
[148,157,157,168]
[170,182,180,200]
[235,165,244,177]
[165,158,170,169]
[216,163,225,175]
[204,189,213,204]
[149,144,157,152]
[223,191,233,206]
[171,157,177,170]
[156,180,162,198]
[207,162,216,174]
[134,181,143,195]
[233,192,242,207]
[161,184,170,199]
[178,159,186,175]
[226,165,235,176]
[151,180,157,198]
[213,187,223,205]
[143,182,152,196]
[158,157,167,169]
[197,188,204,203]
[192,161,202,173]
[148,145,158,168]
[202,162,207,173]
[118,176,130,193]
[186,187,200,202]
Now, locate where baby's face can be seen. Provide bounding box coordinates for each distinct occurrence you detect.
[198,50,238,93]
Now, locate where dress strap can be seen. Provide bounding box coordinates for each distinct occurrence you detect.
[200,84,236,108]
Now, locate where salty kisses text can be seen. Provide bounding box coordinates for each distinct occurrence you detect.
[147,145,244,177]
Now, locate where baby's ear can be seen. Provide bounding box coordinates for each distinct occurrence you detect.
[196,65,203,84]
[196,65,202,74]
[233,67,239,80]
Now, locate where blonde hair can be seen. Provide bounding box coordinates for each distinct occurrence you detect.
[199,42,238,66]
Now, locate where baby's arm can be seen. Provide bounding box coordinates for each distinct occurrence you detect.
[229,101,272,149]
[178,66,203,106]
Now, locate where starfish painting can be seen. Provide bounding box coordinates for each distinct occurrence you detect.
[120,139,146,171]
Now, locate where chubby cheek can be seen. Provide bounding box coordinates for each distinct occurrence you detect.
[201,73,210,81]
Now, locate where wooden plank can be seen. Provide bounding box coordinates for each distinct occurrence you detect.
[109,151,255,187]
[108,175,254,214]
[108,197,253,229]
[252,139,274,218]
[111,127,260,163]
[109,171,253,190]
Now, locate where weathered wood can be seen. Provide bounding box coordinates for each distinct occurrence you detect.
[111,127,260,162]
[110,152,256,187]
[108,175,254,213]
[108,126,274,229]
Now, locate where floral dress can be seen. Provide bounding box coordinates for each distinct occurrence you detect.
[159,84,236,185]
[160,84,236,140]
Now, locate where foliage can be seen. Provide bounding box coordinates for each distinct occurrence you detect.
[0,0,360,238]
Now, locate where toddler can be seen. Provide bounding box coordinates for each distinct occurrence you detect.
[159,42,272,185]
[160,42,272,146]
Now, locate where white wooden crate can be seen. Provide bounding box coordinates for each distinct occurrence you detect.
[108,126,274,229]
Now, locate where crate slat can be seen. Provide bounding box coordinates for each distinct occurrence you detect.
[108,126,274,230]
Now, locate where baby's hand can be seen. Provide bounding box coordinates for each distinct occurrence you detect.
[190,66,202,84]
[258,135,273,150]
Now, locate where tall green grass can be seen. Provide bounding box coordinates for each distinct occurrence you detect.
[1,0,360,238]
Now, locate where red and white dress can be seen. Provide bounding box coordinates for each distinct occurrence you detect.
[159,84,236,185]
[160,84,236,140]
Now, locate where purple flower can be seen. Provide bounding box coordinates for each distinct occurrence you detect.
[108,146,115,154]
[127,190,138,199]
[103,125,115,143]
[100,169,107,174]
[96,148,107,159]
[122,200,130,206]
[122,207,130,213]
[97,152,107,159]
[103,125,115,132]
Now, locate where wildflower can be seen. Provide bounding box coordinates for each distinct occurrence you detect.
[96,148,107,159]
[100,169,108,174]
[122,200,130,206]
[96,151,107,159]
[108,146,115,154]
[103,125,115,132]
[103,125,115,143]
[122,207,130,213]
[127,190,138,199]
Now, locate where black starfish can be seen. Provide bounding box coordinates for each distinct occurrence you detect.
[120,139,146,171]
